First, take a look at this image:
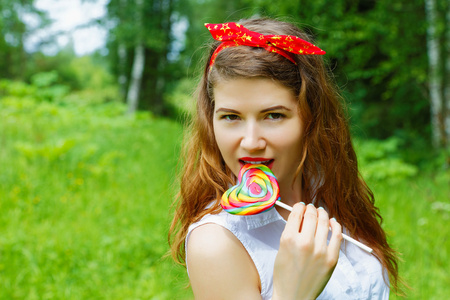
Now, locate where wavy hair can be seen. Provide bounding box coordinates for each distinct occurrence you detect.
[169,17,401,292]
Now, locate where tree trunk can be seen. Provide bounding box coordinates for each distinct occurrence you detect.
[126,0,145,115]
[118,0,128,99]
[118,43,128,99]
[445,3,450,147]
[425,0,444,148]
[126,44,145,115]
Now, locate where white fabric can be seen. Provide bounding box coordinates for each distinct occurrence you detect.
[186,207,390,300]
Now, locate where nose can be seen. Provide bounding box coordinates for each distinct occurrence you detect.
[240,122,266,152]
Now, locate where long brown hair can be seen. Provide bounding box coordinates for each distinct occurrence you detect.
[169,17,401,292]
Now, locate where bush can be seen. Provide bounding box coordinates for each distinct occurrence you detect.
[354,137,418,183]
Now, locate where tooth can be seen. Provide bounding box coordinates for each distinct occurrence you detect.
[245,161,267,164]
[242,160,271,165]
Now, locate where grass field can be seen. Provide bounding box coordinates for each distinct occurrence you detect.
[0,95,448,299]
[373,174,450,299]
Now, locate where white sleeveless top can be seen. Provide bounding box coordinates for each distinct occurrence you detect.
[186,207,390,300]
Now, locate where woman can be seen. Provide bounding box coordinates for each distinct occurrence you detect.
[169,18,400,299]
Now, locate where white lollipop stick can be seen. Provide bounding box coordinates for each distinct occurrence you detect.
[275,201,373,253]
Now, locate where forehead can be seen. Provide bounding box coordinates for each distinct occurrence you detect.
[213,78,297,109]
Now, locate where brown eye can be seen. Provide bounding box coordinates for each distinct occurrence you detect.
[222,114,240,121]
[266,113,284,120]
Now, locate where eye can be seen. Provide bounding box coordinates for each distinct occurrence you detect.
[221,114,241,121]
[266,113,285,120]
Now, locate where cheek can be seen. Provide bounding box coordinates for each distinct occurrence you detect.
[213,126,241,176]
[277,136,303,156]
[213,124,232,159]
[213,122,223,148]
[276,122,304,156]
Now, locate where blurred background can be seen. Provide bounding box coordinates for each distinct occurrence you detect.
[0,0,449,299]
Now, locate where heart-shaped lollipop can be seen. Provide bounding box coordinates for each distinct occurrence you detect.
[220,164,374,253]
[221,164,280,215]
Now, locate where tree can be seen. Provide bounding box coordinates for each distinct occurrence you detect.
[178,0,263,77]
[0,0,47,79]
[425,0,446,148]
[125,0,145,115]
[106,0,176,115]
[446,3,450,146]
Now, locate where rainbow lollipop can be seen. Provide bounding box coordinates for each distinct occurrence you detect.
[221,163,374,253]
[221,164,280,215]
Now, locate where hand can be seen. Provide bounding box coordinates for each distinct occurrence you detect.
[272,203,343,300]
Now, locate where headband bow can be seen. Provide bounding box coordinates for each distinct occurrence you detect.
[205,22,325,69]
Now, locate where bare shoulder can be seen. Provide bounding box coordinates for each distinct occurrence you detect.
[187,223,261,299]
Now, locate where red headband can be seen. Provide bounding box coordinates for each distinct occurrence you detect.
[205,22,325,69]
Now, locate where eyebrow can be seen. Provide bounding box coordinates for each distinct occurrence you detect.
[215,108,239,114]
[215,105,291,114]
[260,105,291,113]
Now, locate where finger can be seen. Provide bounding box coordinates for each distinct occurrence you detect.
[300,204,318,243]
[328,218,343,255]
[315,207,330,248]
[284,202,306,234]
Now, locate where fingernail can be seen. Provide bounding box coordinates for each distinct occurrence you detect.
[307,203,315,207]
[299,202,305,205]
[318,206,324,210]
[331,217,337,222]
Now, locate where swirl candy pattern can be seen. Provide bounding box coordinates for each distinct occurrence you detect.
[221,164,280,215]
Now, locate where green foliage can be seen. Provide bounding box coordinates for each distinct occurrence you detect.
[15,138,77,162]
[165,78,196,116]
[30,70,59,87]
[373,172,450,299]
[0,0,45,79]
[61,55,121,104]
[0,80,35,98]
[2,53,121,105]
[0,84,191,299]
[106,0,177,114]
[24,50,115,89]
[31,71,71,102]
[0,75,68,103]
[355,138,418,183]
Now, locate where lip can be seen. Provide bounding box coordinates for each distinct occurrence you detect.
[239,157,274,169]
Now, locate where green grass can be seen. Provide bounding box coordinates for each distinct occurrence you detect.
[0,97,193,299]
[373,172,450,299]
[0,95,448,299]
